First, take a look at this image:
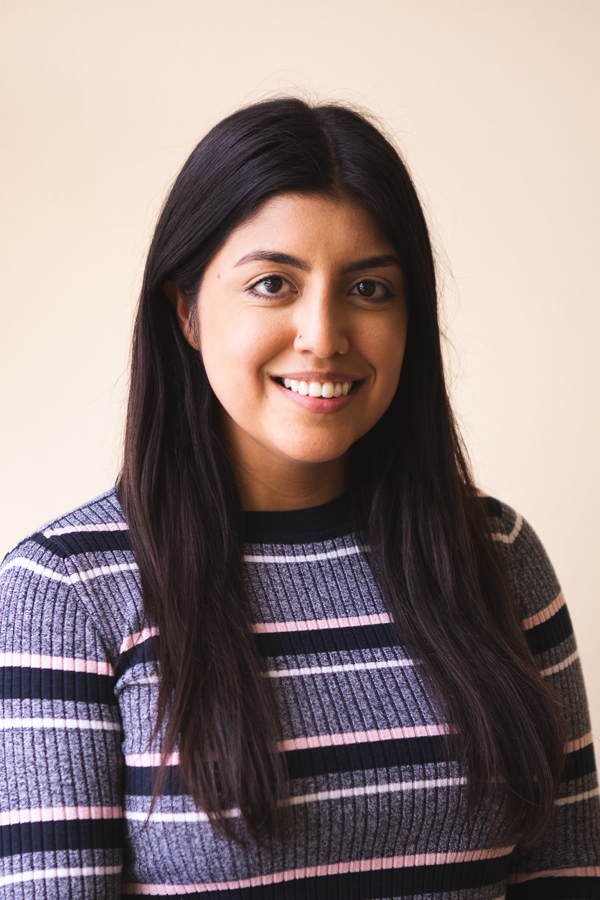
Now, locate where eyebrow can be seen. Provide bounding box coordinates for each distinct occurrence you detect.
[234,251,309,270]
[234,251,402,273]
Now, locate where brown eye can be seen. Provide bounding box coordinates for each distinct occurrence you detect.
[262,276,284,293]
[351,279,394,303]
[249,275,293,298]
[356,280,377,296]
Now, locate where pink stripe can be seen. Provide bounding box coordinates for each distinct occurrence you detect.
[125,724,451,766]
[508,865,600,884]
[120,627,159,655]
[278,723,450,753]
[0,652,113,676]
[124,847,513,895]
[566,731,593,754]
[0,806,121,826]
[521,592,565,631]
[252,613,391,633]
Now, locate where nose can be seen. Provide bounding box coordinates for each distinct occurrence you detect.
[292,289,349,359]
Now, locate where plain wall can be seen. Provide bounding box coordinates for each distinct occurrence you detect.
[2,0,599,735]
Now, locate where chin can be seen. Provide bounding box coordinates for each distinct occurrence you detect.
[278,443,352,466]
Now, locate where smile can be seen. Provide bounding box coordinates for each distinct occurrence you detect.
[276,378,355,398]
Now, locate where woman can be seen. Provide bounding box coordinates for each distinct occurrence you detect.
[1,98,598,899]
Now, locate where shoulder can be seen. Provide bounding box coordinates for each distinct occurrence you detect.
[2,487,127,568]
[479,494,562,624]
[2,486,127,563]
[0,488,138,659]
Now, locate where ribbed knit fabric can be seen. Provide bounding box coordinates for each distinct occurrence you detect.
[1,488,599,899]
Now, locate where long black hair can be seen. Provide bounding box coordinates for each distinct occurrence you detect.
[118,98,564,843]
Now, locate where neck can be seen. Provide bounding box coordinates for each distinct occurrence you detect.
[232,453,348,512]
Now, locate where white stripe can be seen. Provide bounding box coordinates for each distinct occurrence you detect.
[265,657,414,678]
[491,514,523,544]
[126,777,467,822]
[540,650,579,678]
[0,558,68,582]
[126,807,236,823]
[43,522,128,537]
[287,776,467,808]
[128,675,160,686]
[0,717,121,732]
[125,751,179,767]
[0,865,122,888]
[71,562,139,584]
[0,557,138,585]
[555,786,600,807]
[244,545,364,564]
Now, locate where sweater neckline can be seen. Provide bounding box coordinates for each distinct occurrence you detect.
[243,491,359,545]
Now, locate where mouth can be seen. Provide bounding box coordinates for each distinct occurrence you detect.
[273,377,358,399]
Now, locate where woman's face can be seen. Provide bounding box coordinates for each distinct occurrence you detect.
[172,192,408,506]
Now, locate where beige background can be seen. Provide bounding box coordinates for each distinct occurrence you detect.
[1,1,599,734]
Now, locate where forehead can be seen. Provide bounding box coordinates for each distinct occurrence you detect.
[212,193,395,267]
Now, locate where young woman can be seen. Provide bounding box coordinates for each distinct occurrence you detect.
[1,98,599,899]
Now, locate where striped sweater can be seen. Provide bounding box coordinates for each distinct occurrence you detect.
[1,488,599,899]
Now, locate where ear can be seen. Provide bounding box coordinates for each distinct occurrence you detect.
[164,281,200,350]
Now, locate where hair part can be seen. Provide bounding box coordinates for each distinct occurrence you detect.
[119,97,564,844]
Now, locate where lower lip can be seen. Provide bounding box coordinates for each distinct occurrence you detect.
[272,378,361,413]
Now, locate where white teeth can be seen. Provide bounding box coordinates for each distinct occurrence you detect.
[281,378,353,397]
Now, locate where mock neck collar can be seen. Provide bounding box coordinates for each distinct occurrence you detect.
[243,492,360,545]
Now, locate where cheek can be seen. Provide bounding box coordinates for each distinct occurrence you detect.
[199,308,282,399]
[363,320,408,395]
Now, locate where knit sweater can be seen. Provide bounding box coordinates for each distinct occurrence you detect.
[1,489,599,900]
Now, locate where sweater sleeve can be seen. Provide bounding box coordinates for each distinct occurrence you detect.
[490,503,600,899]
[0,535,124,899]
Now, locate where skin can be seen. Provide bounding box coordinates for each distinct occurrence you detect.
[169,192,408,511]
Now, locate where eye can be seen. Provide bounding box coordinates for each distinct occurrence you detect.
[248,275,295,298]
[350,279,395,303]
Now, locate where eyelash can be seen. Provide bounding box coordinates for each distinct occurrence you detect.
[247,275,396,302]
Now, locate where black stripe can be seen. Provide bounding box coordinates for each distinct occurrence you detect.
[0,667,117,705]
[124,741,598,798]
[117,625,404,678]
[286,734,451,779]
[563,743,597,782]
[125,734,452,796]
[506,875,600,899]
[30,529,132,559]
[525,604,573,656]
[116,638,159,679]
[0,818,123,857]
[255,623,401,658]
[121,855,508,898]
[480,495,503,520]
[125,764,183,797]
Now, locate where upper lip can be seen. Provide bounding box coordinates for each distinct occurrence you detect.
[271,372,363,382]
